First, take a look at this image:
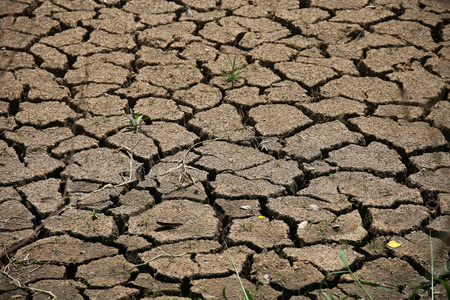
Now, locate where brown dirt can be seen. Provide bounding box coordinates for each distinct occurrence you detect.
[0,0,449,299]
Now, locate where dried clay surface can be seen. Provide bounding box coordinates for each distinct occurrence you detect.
[0,0,449,300]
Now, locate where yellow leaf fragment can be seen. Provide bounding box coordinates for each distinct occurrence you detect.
[258,216,264,219]
[387,240,402,248]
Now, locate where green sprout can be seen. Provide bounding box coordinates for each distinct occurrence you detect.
[222,51,242,87]
[124,108,149,133]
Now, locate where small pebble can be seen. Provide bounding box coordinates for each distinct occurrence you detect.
[298,220,308,229]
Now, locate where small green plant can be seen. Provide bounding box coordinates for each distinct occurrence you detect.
[91,209,98,220]
[222,51,242,87]
[124,108,149,133]
[223,238,253,300]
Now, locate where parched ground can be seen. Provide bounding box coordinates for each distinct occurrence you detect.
[0,0,449,299]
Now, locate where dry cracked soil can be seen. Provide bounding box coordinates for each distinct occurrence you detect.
[0,0,450,299]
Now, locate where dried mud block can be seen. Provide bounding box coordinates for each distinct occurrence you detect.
[0,201,34,231]
[5,264,65,285]
[211,173,286,199]
[0,71,23,101]
[328,31,406,60]
[425,56,450,79]
[131,273,181,296]
[285,244,364,273]
[228,216,293,250]
[141,122,199,156]
[67,187,116,212]
[303,160,339,177]
[137,64,203,92]
[326,142,406,177]
[114,235,151,253]
[301,97,367,121]
[251,251,323,292]
[388,62,446,106]
[138,22,201,49]
[438,193,450,215]
[426,101,450,135]
[61,43,107,57]
[215,199,261,219]
[301,172,423,210]
[399,8,445,28]
[204,48,247,77]
[264,80,311,104]
[0,140,64,185]
[40,27,87,48]
[73,83,120,99]
[0,229,36,252]
[134,98,186,122]
[30,43,68,75]
[65,62,130,86]
[195,141,273,172]
[115,81,169,100]
[242,62,281,87]
[52,0,102,11]
[368,204,430,235]
[61,148,144,185]
[106,130,159,163]
[51,135,98,158]
[409,151,450,171]
[0,30,37,50]
[200,21,247,44]
[53,10,97,28]
[136,46,186,68]
[275,8,329,24]
[73,52,135,70]
[275,61,337,88]
[15,234,117,265]
[77,255,137,288]
[0,50,35,71]
[321,75,403,105]
[192,274,282,300]
[179,9,228,23]
[361,46,430,76]
[266,196,337,225]
[84,286,140,300]
[236,160,304,193]
[407,168,450,193]
[46,208,119,241]
[123,0,181,15]
[138,246,249,281]
[297,210,368,244]
[428,215,450,237]
[350,117,447,155]
[12,16,59,37]
[188,103,254,139]
[82,8,144,34]
[0,0,29,17]
[29,280,85,300]
[107,189,155,222]
[128,200,219,243]
[180,42,219,64]
[295,56,359,76]
[331,7,395,26]
[172,83,222,111]
[310,0,368,10]
[75,115,129,140]
[224,86,266,107]
[15,70,70,102]
[87,30,136,51]
[0,187,21,204]
[373,104,424,120]
[338,257,426,299]
[15,102,78,127]
[18,178,62,217]
[372,20,438,51]
[294,21,362,44]
[249,43,296,63]
[249,104,311,136]
[283,120,364,162]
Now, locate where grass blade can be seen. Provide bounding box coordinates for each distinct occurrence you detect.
[339,251,374,300]
[223,238,252,300]
[430,231,434,300]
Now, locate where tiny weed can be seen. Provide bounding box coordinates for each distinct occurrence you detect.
[123,108,149,133]
[222,51,242,87]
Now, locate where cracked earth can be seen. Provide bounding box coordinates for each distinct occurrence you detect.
[0,0,450,299]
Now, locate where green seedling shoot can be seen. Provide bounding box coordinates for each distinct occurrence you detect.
[124,108,149,133]
[222,51,242,87]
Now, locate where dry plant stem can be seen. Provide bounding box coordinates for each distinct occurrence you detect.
[0,0,18,38]
[1,270,57,299]
[133,252,186,267]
